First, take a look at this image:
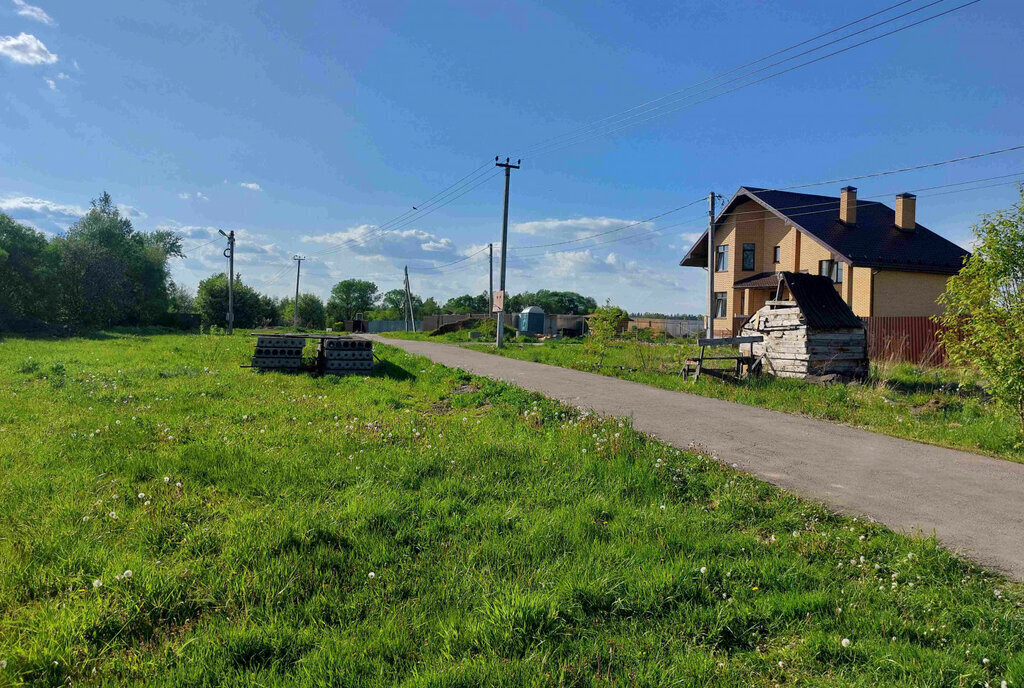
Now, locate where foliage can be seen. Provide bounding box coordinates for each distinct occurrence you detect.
[443,292,489,313]
[195,273,276,328]
[167,281,196,314]
[506,289,597,315]
[0,331,1021,686]
[937,188,1024,431]
[585,302,628,369]
[280,293,326,329]
[0,214,57,321]
[368,289,423,320]
[326,279,379,322]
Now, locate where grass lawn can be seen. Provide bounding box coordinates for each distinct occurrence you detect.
[386,333,1024,465]
[1,330,1022,686]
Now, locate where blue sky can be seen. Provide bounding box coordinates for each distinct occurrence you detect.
[1,0,1022,313]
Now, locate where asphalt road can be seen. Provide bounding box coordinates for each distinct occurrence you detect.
[372,335,1024,580]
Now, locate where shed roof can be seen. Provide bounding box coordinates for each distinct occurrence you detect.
[521,305,545,314]
[680,187,969,274]
[779,272,864,330]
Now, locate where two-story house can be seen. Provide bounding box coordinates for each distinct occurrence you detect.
[679,186,970,335]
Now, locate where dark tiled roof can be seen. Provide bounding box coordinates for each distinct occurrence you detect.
[680,187,970,274]
[781,272,864,330]
[733,271,781,289]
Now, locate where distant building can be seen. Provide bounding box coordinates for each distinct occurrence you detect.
[679,186,970,335]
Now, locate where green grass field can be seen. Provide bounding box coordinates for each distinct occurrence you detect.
[392,334,1023,465]
[1,331,1022,687]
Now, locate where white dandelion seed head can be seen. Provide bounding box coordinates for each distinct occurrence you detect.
[122,570,132,579]
[93,579,103,588]
[983,658,990,665]
[108,511,117,519]
[368,572,375,579]
[700,567,707,574]
[841,638,851,648]
[138,493,145,499]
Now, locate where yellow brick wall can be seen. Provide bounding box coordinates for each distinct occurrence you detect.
[850,266,873,316]
[871,271,950,317]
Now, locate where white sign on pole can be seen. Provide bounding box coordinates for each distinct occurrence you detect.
[492,290,505,313]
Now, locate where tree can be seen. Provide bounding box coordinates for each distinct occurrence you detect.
[0,214,57,321]
[374,288,423,319]
[937,188,1024,430]
[514,289,597,314]
[585,302,628,369]
[167,281,196,313]
[195,273,272,328]
[56,192,182,326]
[326,279,379,321]
[420,297,442,316]
[443,293,487,313]
[280,293,326,329]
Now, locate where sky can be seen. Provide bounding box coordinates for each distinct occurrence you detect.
[1,0,1022,314]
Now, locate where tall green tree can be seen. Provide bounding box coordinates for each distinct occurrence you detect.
[195,273,273,328]
[326,279,379,321]
[0,214,57,321]
[937,188,1024,430]
[443,293,488,313]
[55,192,182,326]
[280,293,326,329]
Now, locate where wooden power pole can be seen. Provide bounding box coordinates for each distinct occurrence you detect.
[494,156,520,348]
[488,243,494,317]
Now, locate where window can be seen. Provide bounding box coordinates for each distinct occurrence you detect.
[819,259,844,283]
[715,244,728,272]
[742,243,756,271]
[773,245,781,264]
[713,292,727,318]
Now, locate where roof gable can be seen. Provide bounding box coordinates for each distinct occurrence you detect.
[680,187,969,274]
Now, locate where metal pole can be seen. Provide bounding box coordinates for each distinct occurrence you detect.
[488,243,494,318]
[404,265,415,331]
[706,192,716,339]
[494,156,520,348]
[292,255,305,330]
[220,230,235,334]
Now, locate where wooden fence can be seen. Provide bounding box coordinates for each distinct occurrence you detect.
[861,316,946,365]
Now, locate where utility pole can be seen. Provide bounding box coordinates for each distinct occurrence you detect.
[706,192,717,339]
[494,156,520,348]
[219,230,235,334]
[403,265,415,331]
[292,255,305,330]
[488,243,494,317]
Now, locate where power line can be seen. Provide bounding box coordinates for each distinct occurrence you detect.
[524,0,981,159]
[517,0,923,156]
[407,244,490,273]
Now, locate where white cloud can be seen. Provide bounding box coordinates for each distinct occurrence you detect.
[43,76,55,90]
[12,0,53,25]
[117,203,147,219]
[196,191,208,201]
[0,195,84,228]
[239,182,261,191]
[511,216,640,238]
[0,33,57,65]
[178,192,191,200]
[302,224,460,263]
[179,191,209,201]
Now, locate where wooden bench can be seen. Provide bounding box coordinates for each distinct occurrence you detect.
[681,336,764,382]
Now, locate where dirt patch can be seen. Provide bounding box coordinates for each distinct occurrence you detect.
[452,384,479,395]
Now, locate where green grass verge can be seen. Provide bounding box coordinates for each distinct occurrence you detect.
[1,331,1022,686]
[412,336,1023,464]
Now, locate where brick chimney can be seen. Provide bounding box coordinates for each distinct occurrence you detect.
[895,193,916,231]
[840,186,857,225]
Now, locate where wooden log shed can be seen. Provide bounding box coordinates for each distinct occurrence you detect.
[739,271,869,380]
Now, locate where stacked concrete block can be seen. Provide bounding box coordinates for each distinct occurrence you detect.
[318,337,373,375]
[251,336,306,370]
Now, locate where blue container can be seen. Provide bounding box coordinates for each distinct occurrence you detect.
[519,306,545,335]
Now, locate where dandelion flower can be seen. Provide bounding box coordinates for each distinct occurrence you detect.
[108,511,117,519]
[700,567,707,574]
[659,504,665,511]
[841,638,851,648]
[0,659,5,669]
[93,579,103,588]
[368,572,375,580]
[983,658,990,665]
[122,570,133,579]
[163,477,170,483]
[138,493,145,499]
[175,482,182,488]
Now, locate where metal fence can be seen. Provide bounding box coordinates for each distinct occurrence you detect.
[861,316,946,366]
[365,319,422,333]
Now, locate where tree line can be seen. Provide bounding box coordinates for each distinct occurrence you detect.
[1,196,603,331]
